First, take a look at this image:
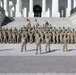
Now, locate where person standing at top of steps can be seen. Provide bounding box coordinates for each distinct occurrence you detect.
[45,20,49,26]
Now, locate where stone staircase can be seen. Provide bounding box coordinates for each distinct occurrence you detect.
[2,17,75,29]
[69,12,76,27]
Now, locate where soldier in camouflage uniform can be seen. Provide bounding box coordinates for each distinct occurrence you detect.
[55,29,59,44]
[29,32,33,44]
[0,30,2,43]
[74,30,76,43]
[40,31,45,44]
[12,31,16,43]
[60,30,64,44]
[8,29,12,43]
[52,30,56,44]
[70,30,74,44]
[63,31,68,52]
[21,34,27,52]
[48,31,52,44]
[35,31,41,54]
[45,36,50,52]
[2,29,7,43]
[67,31,70,44]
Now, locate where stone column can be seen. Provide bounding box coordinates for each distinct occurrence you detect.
[42,0,46,17]
[52,0,60,17]
[28,0,34,17]
[0,0,2,7]
[66,0,71,17]
[16,0,22,17]
[4,0,8,16]
[73,0,76,8]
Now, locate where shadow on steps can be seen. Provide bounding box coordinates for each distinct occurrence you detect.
[1,16,15,26]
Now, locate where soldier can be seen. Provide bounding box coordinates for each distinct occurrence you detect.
[67,31,70,44]
[17,30,21,43]
[52,30,56,44]
[45,20,49,26]
[44,31,49,40]
[45,36,50,52]
[8,30,12,43]
[60,31,64,44]
[2,30,7,43]
[21,34,27,52]
[48,31,52,44]
[63,31,68,52]
[72,29,75,44]
[0,30,2,43]
[40,31,45,44]
[56,29,59,44]
[12,31,16,43]
[35,31,41,54]
[70,31,74,44]
[29,32,33,44]
[35,36,42,54]
[74,31,76,43]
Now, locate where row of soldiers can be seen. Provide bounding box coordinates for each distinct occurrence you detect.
[0,26,76,44]
[0,25,76,44]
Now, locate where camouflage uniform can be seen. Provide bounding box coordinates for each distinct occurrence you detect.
[12,31,16,43]
[35,37,41,54]
[63,32,68,52]
[60,31,64,44]
[48,31,52,44]
[70,31,73,44]
[21,35,27,52]
[52,30,56,44]
[29,32,33,44]
[0,30,2,43]
[45,37,50,52]
[2,30,7,43]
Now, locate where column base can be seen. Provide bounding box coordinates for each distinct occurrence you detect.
[52,12,60,17]
[5,12,8,16]
[28,12,34,17]
[66,8,71,17]
[41,12,47,17]
[15,12,22,17]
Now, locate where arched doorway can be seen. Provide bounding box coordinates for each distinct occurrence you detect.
[33,5,42,17]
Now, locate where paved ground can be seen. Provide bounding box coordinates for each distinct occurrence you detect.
[0,44,76,74]
[0,44,76,56]
[0,56,76,73]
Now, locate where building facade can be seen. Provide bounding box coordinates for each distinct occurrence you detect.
[0,0,76,17]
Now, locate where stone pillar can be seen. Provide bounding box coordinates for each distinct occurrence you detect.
[28,0,34,17]
[16,0,22,17]
[66,0,71,17]
[0,0,2,7]
[42,0,46,17]
[52,0,60,17]
[73,0,76,8]
[4,0,8,16]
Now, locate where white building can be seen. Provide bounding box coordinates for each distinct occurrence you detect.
[0,0,76,17]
